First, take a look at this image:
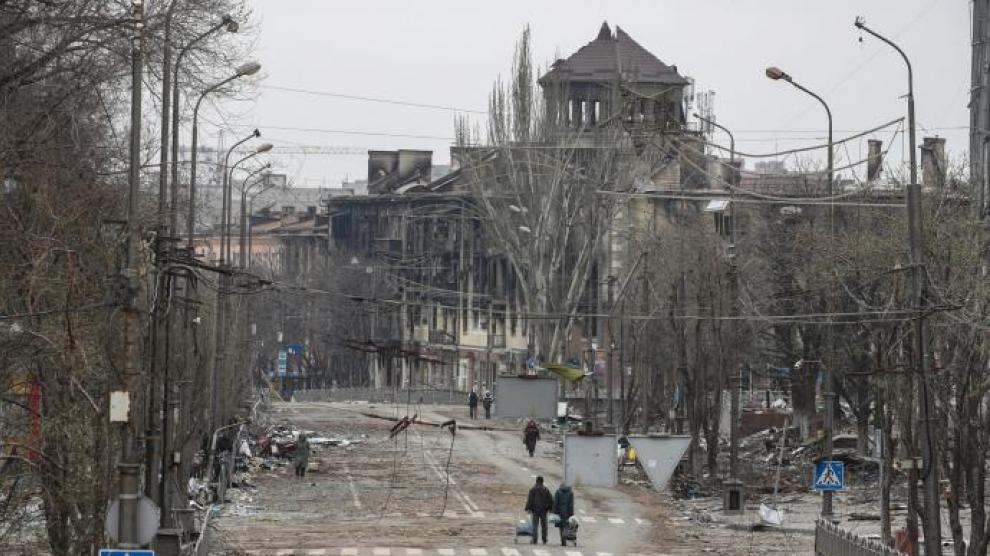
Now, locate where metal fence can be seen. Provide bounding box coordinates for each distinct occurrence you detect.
[291,387,468,405]
[815,520,907,556]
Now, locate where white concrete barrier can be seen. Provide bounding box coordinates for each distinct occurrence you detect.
[626,435,692,490]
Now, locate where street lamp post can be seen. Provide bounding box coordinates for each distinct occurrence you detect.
[224,143,272,263]
[157,0,180,231]
[765,66,835,521]
[854,17,939,554]
[765,68,832,195]
[246,180,278,269]
[169,14,237,236]
[187,61,261,252]
[210,142,270,434]
[696,113,741,483]
[238,164,272,268]
[220,131,262,262]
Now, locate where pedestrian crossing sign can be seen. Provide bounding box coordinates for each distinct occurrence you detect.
[814,460,845,491]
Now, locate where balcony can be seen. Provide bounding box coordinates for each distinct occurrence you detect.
[429,330,456,346]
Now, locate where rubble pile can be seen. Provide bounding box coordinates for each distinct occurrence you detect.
[206,421,366,517]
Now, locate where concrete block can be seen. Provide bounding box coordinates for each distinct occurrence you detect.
[626,435,691,490]
[563,433,617,487]
[494,376,558,419]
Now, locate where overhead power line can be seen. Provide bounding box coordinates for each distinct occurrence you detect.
[259,125,455,141]
[261,85,487,114]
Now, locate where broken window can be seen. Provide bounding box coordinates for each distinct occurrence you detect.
[703,199,731,237]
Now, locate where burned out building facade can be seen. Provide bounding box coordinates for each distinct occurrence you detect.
[326,23,727,394]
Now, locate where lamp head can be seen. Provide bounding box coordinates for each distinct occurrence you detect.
[252,128,261,138]
[235,61,261,77]
[255,142,273,153]
[854,16,865,29]
[765,66,791,82]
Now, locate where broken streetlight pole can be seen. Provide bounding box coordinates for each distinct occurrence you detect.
[855,17,940,554]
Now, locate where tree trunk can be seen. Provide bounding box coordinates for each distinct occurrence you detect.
[856,408,871,457]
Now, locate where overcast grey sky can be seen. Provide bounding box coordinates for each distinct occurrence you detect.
[235,0,969,189]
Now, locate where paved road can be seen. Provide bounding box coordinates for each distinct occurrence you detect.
[210,401,691,556]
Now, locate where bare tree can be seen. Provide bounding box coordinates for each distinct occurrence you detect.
[456,27,662,366]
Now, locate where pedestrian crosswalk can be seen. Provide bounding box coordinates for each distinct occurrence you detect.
[341,511,651,527]
[247,549,668,556]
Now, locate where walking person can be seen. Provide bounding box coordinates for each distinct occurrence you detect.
[294,434,310,478]
[482,389,493,419]
[523,419,540,457]
[524,476,553,545]
[468,389,479,419]
[554,483,575,546]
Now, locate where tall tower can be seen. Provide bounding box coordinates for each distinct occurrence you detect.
[538,22,689,133]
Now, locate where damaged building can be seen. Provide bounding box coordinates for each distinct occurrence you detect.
[325,22,733,394]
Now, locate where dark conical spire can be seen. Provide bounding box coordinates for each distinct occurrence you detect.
[597,21,612,40]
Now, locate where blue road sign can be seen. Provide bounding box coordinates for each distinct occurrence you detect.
[814,460,845,491]
[99,550,154,556]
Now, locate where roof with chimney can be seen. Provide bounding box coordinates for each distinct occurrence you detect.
[539,22,689,86]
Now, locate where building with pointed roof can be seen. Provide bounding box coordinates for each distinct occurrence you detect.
[321,23,720,396]
[539,22,690,133]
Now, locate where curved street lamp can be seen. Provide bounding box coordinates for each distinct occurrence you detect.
[245,177,281,269]
[168,14,238,235]
[224,142,272,262]
[220,129,262,263]
[238,164,272,268]
[187,61,262,251]
[765,66,835,522]
[764,67,832,194]
[854,17,939,553]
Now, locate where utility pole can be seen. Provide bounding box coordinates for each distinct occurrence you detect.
[638,269,650,432]
[485,301,494,392]
[973,0,990,218]
[114,0,145,548]
[854,18,940,553]
[606,275,615,427]
[696,113,740,479]
[146,0,180,512]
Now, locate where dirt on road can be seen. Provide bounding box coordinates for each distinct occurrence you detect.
[209,401,815,555]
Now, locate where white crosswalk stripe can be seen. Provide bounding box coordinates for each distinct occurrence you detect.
[340,549,358,556]
[533,550,552,556]
[437,550,456,556]
[634,518,649,525]
[582,516,597,523]
[469,549,488,556]
[275,550,294,556]
[307,550,328,556]
[405,549,423,556]
[596,552,614,556]
[501,548,521,556]
[373,549,391,556]
[565,551,583,556]
[608,517,625,524]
